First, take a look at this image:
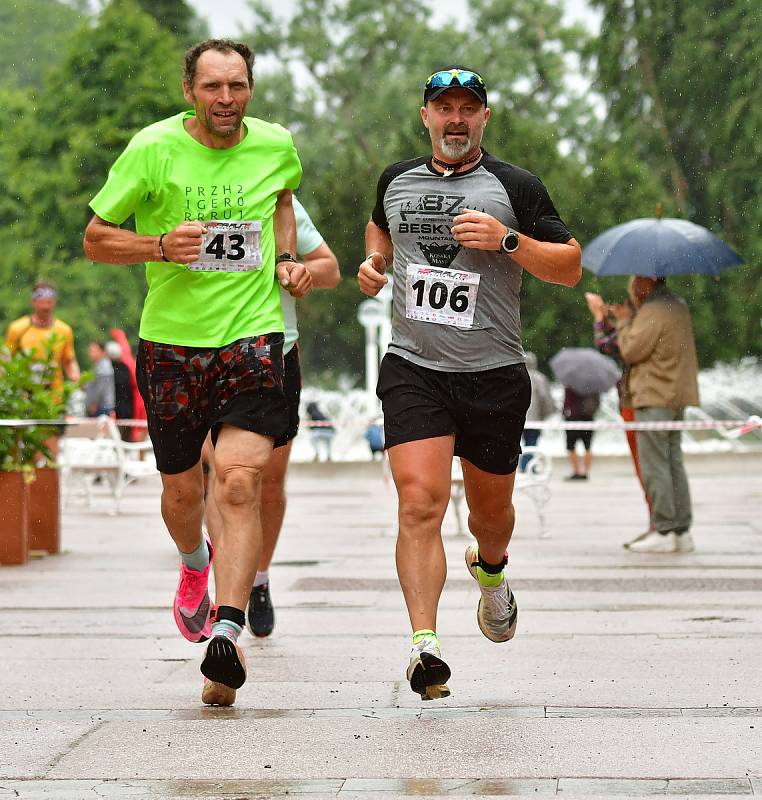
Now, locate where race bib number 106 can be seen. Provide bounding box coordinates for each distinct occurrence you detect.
[405,264,481,328]
[189,220,263,272]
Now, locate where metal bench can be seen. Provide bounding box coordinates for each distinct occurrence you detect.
[449,446,553,538]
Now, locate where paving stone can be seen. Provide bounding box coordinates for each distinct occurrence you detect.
[0,721,99,780]
[666,779,753,794]
[46,717,762,780]
[0,780,342,798]
[2,457,760,791]
[342,778,558,794]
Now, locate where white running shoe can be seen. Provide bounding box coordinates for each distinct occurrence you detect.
[465,545,517,642]
[627,530,678,553]
[406,635,451,701]
[675,532,696,553]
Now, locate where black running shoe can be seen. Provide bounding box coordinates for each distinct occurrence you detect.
[200,636,247,692]
[406,635,451,701]
[247,582,275,637]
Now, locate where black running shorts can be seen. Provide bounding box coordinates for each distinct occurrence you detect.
[136,334,288,474]
[376,353,531,475]
[566,425,594,451]
[277,343,302,447]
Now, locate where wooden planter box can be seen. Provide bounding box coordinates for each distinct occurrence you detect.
[0,471,30,566]
[28,467,60,554]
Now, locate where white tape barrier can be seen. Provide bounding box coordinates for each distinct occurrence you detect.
[3,416,760,437]
[108,416,761,433]
[524,416,762,437]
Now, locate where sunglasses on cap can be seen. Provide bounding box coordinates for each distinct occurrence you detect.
[425,69,485,92]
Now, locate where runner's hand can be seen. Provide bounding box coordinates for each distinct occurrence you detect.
[358,253,388,297]
[452,208,505,251]
[162,221,207,265]
[277,261,312,298]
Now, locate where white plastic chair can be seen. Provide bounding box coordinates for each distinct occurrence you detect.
[59,417,156,513]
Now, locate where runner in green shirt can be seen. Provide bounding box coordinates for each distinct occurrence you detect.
[83,39,312,707]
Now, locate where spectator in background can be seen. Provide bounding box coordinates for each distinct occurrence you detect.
[85,341,115,417]
[4,280,80,399]
[365,419,385,460]
[306,401,335,462]
[105,340,134,439]
[563,386,599,480]
[520,352,554,471]
[585,291,653,543]
[612,277,699,554]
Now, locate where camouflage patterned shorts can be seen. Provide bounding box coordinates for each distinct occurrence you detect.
[136,334,287,474]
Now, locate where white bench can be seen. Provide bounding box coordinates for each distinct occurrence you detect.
[449,446,553,538]
[59,417,157,514]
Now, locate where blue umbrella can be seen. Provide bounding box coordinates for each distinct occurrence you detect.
[582,217,743,277]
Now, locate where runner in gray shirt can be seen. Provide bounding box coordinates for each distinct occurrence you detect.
[357,66,581,700]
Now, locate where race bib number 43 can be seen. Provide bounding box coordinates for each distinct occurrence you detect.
[189,220,263,272]
[405,264,480,328]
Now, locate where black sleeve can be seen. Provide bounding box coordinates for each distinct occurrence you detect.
[371,168,393,231]
[371,156,430,231]
[483,156,574,243]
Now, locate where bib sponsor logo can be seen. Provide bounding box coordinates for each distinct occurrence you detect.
[396,193,484,269]
[417,242,461,268]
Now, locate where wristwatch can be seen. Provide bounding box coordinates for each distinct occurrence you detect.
[500,228,520,254]
[275,252,297,264]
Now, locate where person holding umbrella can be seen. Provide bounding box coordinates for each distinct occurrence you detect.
[611,277,699,553]
[585,291,654,542]
[549,347,619,481]
[562,386,599,480]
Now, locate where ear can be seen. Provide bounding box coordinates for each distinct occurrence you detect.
[483,107,491,126]
[182,81,194,106]
[420,106,430,129]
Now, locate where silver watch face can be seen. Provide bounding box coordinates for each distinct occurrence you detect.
[502,231,519,253]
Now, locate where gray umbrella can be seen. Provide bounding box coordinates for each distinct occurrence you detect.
[582,217,743,277]
[550,348,621,395]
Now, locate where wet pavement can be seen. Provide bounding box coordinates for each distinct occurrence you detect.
[1,452,761,798]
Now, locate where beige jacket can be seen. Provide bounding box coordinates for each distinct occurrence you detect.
[617,285,700,409]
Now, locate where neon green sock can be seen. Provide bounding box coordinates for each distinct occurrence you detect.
[412,629,437,645]
[476,566,504,588]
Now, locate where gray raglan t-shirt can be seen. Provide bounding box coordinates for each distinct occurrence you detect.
[371,151,573,372]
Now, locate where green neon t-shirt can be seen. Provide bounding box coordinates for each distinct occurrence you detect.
[90,111,302,347]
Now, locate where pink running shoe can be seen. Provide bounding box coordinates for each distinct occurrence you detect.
[173,537,214,643]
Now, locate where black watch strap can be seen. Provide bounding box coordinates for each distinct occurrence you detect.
[275,252,297,264]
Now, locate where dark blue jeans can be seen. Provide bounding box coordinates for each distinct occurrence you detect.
[520,428,541,471]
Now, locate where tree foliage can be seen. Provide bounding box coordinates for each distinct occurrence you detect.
[0,0,758,382]
[0,0,87,89]
[588,0,762,360]
[0,0,185,352]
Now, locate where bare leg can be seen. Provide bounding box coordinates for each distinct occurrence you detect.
[461,458,517,562]
[201,435,223,543]
[388,436,454,633]
[583,449,593,477]
[211,425,273,610]
[259,442,292,571]
[568,449,581,476]
[160,462,205,553]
